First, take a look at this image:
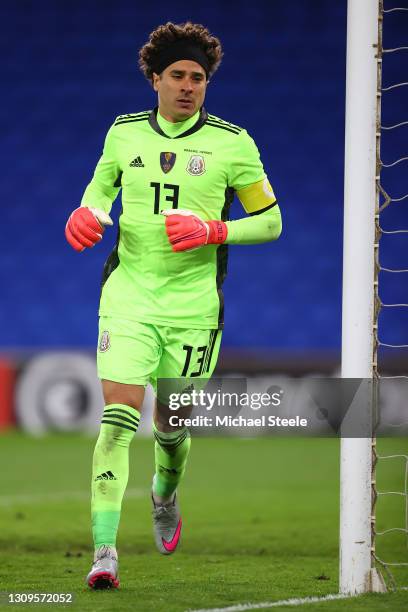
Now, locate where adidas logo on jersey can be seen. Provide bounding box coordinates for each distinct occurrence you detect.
[95,471,117,481]
[129,156,144,167]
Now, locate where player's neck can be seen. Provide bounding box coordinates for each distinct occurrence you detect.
[157,107,196,123]
[157,108,200,137]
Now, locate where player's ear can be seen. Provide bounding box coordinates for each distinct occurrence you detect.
[152,72,160,91]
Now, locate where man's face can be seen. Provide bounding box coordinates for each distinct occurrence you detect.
[152,59,208,122]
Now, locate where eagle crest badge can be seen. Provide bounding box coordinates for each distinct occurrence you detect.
[186,155,206,176]
[99,330,110,352]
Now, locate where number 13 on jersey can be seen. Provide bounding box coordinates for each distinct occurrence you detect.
[150,182,180,214]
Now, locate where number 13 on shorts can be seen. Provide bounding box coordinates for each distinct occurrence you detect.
[181,329,220,377]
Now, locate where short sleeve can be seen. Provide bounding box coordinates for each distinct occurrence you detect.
[228,130,266,191]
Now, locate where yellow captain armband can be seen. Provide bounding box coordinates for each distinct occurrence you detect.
[236,177,277,215]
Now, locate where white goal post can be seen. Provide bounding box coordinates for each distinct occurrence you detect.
[340,0,385,594]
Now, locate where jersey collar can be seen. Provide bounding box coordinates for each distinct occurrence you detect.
[148,106,208,139]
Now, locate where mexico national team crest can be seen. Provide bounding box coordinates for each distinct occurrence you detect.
[99,330,110,352]
[160,152,176,174]
[186,154,206,176]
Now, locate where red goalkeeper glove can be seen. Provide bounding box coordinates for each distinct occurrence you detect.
[162,209,228,252]
[65,207,113,252]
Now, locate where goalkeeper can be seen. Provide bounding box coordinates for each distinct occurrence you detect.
[65,21,282,590]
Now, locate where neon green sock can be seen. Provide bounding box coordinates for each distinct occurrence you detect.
[91,404,140,548]
[152,424,191,499]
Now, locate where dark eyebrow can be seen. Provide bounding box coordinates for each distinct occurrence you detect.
[170,70,205,78]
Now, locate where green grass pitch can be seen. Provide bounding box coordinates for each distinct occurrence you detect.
[0,433,406,611]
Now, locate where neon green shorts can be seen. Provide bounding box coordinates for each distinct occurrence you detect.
[97,317,222,392]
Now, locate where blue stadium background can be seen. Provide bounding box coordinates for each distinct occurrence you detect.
[2,0,406,351]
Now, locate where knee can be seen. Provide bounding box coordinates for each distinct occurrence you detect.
[154,400,192,433]
[102,380,145,412]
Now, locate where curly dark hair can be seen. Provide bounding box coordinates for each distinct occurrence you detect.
[139,21,223,82]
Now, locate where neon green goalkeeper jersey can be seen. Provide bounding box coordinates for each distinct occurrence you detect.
[81,107,271,329]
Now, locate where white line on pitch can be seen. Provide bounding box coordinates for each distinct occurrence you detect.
[187,593,353,612]
[0,488,144,507]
